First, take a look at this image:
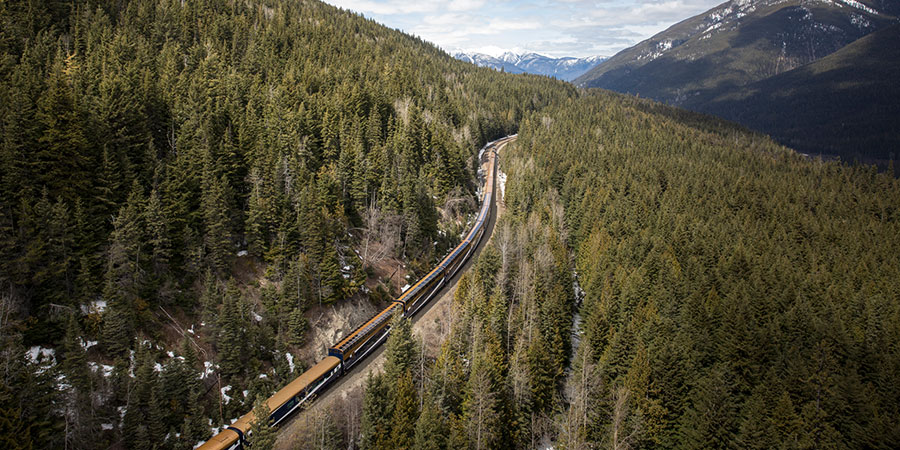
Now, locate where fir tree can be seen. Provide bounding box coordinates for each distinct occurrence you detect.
[249,395,275,450]
[60,314,89,392]
[360,372,390,450]
[217,280,245,381]
[383,314,418,383]
[390,372,419,449]
[144,188,171,275]
[414,393,447,450]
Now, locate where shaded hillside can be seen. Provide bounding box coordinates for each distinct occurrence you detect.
[0,0,574,448]
[576,0,896,103]
[701,24,900,164]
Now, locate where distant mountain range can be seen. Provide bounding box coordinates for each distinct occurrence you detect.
[454,52,607,81]
[576,0,899,164]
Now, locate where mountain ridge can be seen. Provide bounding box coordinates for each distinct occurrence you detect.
[574,0,899,163]
[454,51,607,81]
[701,23,900,164]
[576,0,896,96]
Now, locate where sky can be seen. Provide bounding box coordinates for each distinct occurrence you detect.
[322,0,725,58]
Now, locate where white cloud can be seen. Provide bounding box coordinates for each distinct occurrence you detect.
[324,0,724,57]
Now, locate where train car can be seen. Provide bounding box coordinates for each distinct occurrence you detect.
[328,302,403,372]
[196,356,341,450]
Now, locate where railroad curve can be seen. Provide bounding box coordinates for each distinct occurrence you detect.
[198,135,514,450]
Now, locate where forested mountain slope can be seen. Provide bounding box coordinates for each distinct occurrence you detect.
[510,91,900,447]
[574,0,899,163]
[0,0,574,448]
[700,24,900,165]
[355,88,900,448]
[576,0,896,99]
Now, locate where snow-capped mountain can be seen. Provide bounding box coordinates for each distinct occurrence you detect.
[454,52,607,81]
[574,0,900,165]
[576,0,897,96]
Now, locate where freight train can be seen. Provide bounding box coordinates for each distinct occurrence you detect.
[197,136,512,450]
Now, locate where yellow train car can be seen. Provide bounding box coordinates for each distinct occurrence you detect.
[196,356,341,450]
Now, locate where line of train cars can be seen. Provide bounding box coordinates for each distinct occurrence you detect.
[197,136,512,450]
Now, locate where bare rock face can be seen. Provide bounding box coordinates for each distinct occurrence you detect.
[299,296,381,363]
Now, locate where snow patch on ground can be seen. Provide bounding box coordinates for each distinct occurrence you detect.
[201,361,215,379]
[56,373,71,391]
[498,170,508,201]
[88,362,115,377]
[401,283,411,292]
[80,299,107,314]
[285,352,295,373]
[850,13,872,28]
[27,346,56,371]
[252,311,263,322]
[101,423,114,431]
[703,21,722,34]
[220,385,232,404]
[154,363,163,372]
[838,0,879,14]
[237,250,248,257]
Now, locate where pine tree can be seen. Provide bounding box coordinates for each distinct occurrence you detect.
[103,182,145,315]
[287,309,307,347]
[318,236,345,305]
[124,343,158,448]
[414,393,447,450]
[360,372,390,450]
[383,314,418,384]
[217,280,244,380]
[144,188,171,275]
[202,169,234,274]
[0,383,34,450]
[249,395,275,450]
[148,382,167,443]
[102,301,132,358]
[60,314,89,392]
[245,167,268,258]
[677,366,737,449]
[390,371,419,449]
[33,53,91,204]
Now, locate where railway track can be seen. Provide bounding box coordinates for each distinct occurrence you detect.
[197,136,514,450]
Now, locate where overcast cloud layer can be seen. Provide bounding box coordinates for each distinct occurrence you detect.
[323,0,724,58]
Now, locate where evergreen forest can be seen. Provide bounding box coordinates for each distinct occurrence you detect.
[357,91,900,450]
[0,0,572,448]
[2,0,899,449]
